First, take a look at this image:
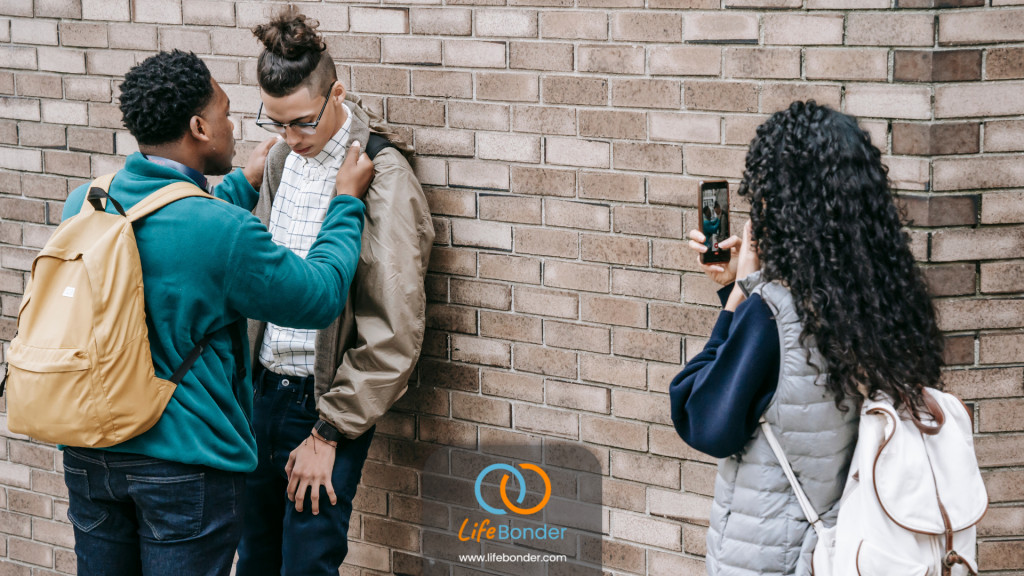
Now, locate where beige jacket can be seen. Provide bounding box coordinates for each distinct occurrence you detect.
[247,92,434,440]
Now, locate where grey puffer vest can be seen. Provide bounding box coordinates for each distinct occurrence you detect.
[706,272,859,576]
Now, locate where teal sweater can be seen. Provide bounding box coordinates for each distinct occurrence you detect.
[62,152,365,472]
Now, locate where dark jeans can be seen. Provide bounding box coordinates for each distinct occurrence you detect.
[235,366,375,576]
[63,447,246,576]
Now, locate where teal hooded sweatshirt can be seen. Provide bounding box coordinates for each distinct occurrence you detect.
[61,152,365,473]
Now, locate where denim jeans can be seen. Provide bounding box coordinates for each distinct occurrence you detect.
[63,446,246,576]
[235,366,375,576]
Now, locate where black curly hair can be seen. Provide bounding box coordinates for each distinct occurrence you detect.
[253,7,337,98]
[739,101,945,415]
[119,50,214,146]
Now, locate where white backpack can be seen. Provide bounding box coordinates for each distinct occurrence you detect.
[762,387,988,576]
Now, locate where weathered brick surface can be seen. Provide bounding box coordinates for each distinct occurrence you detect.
[0,2,1021,574]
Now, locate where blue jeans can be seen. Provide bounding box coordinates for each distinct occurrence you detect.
[235,366,375,576]
[63,447,246,576]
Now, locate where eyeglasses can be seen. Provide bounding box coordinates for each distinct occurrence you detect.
[255,81,336,135]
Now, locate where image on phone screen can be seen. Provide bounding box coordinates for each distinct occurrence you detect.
[700,181,730,264]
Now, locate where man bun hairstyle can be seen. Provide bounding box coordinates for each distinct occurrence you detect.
[119,50,214,146]
[253,7,338,98]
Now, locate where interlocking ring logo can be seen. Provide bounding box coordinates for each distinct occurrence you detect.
[474,463,551,515]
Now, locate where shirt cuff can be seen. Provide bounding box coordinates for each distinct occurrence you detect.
[717,283,735,308]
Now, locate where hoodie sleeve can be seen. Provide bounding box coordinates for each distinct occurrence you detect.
[669,285,781,459]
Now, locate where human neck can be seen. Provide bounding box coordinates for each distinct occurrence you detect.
[138,142,205,174]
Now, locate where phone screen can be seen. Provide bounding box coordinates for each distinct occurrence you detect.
[699,181,730,264]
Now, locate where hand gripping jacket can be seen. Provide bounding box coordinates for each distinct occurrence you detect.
[3,174,229,447]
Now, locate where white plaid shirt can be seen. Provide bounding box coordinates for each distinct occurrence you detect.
[259,104,353,377]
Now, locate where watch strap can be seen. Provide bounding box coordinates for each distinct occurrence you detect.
[315,419,343,443]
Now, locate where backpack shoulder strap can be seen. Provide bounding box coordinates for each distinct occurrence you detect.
[126,181,226,223]
[760,416,824,530]
[365,133,396,161]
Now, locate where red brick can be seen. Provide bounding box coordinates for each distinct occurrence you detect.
[684,81,757,113]
[545,321,610,354]
[514,286,579,319]
[480,310,542,343]
[444,40,505,69]
[581,234,649,267]
[411,8,472,36]
[475,9,537,38]
[612,79,680,109]
[724,47,800,80]
[614,142,683,174]
[649,46,721,77]
[451,334,510,368]
[512,105,575,136]
[543,75,608,106]
[684,13,758,44]
[763,14,843,45]
[578,45,644,75]
[513,343,577,378]
[477,72,538,102]
[511,42,573,72]
[611,12,681,43]
[939,9,1024,46]
[580,353,647,388]
[540,11,606,40]
[933,156,1024,191]
[806,49,888,81]
[579,294,646,329]
[545,199,609,231]
[515,226,578,257]
[546,137,609,169]
[413,70,472,99]
[511,166,575,198]
[479,253,540,284]
[846,13,934,47]
[544,261,609,293]
[614,328,680,363]
[761,83,842,114]
[936,82,1024,118]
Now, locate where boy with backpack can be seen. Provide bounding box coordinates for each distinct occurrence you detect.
[4,50,374,576]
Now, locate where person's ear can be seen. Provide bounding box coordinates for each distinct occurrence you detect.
[189,115,212,143]
[332,81,346,103]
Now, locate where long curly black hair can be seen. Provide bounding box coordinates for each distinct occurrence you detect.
[119,50,213,146]
[739,101,945,414]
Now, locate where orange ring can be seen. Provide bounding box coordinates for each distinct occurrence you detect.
[499,463,551,515]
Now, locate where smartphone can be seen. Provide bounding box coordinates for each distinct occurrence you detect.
[698,180,730,264]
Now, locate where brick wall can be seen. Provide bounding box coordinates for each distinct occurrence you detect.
[0,0,1023,574]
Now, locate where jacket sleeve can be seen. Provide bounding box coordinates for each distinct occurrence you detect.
[669,288,781,459]
[224,194,365,330]
[211,168,260,211]
[316,152,434,439]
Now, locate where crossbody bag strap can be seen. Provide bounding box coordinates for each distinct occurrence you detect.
[760,416,824,531]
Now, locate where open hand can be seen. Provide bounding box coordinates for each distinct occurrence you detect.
[688,229,741,286]
[285,434,337,515]
[335,141,374,200]
[242,137,279,190]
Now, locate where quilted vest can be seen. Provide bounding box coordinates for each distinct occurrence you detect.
[707,272,860,576]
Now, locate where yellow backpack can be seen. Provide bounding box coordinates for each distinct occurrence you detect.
[3,173,227,448]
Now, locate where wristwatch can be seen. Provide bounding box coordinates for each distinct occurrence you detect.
[314,419,343,444]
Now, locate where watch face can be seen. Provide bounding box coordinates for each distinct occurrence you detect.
[316,421,340,441]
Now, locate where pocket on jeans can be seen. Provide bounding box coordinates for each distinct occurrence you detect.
[65,465,109,533]
[126,473,204,541]
[298,393,319,420]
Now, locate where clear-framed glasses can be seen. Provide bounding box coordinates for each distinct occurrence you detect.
[255,81,336,135]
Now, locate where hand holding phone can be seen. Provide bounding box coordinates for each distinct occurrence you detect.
[689,229,740,286]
